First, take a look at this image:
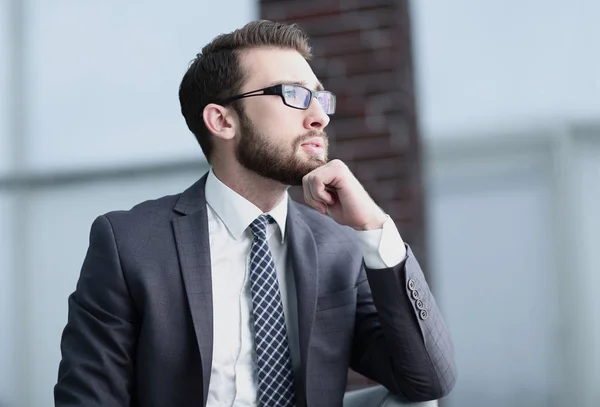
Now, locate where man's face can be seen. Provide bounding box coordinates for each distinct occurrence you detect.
[233,48,331,186]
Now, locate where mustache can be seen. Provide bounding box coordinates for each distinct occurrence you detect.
[295,131,328,145]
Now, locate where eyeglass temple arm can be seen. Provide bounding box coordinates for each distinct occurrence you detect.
[219,85,282,105]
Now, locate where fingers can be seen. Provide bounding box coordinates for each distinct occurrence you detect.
[302,160,346,213]
[303,173,330,213]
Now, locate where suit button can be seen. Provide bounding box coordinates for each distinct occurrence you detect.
[411,290,420,300]
[419,309,428,320]
[416,299,425,310]
[408,279,416,290]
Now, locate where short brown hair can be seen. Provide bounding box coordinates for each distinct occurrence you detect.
[178,20,313,162]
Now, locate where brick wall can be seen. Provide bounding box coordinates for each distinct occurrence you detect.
[259,0,425,391]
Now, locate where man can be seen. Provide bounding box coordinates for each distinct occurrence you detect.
[55,20,456,407]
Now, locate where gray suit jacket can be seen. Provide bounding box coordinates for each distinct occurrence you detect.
[55,174,456,407]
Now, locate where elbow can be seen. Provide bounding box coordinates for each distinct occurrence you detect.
[420,378,456,402]
[398,383,454,403]
[394,365,458,402]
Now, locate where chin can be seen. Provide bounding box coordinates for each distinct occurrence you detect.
[301,159,327,173]
[299,151,327,163]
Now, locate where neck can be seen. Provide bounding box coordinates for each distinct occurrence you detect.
[211,162,289,213]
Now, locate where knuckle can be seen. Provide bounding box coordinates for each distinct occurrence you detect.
[330,159,345,168]
[308,174,319,184]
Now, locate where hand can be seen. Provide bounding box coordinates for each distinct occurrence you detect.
[302,159,387,230]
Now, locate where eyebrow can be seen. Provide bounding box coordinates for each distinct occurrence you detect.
[268,80,325,91]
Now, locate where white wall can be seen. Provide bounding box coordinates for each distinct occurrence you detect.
[24,169,205,407]
[0,2,11,174]
[425,132,561,407]
[0,3,16,405]
[425,126,600,407]
[410,0,600,137]
[24,0,257,173]
[0,1,257,406]
[569,130,600,405]
[412,3,600,404]
[3,1,599,405]
[0,194,17,406]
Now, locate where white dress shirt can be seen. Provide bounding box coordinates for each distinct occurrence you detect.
[204,169,405,406]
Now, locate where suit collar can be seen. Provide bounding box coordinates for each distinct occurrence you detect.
[173,172,209,216]
[175,170,288,243]
[204,169,288,243]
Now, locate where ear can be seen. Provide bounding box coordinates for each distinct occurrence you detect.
[202,103,237,141]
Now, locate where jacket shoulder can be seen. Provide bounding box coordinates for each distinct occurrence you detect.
[100,193,182,232]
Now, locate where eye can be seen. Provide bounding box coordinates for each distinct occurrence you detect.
[283,88,297,98]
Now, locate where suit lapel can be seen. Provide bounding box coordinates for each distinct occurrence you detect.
[287,201,319,406]
[171,180,320,406]
[172,174,213,407]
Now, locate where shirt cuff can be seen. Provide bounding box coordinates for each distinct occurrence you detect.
[354,215,407,269]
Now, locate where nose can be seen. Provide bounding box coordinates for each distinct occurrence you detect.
[303,97,330,131]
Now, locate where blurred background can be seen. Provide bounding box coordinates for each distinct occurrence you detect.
[1,0,599,406]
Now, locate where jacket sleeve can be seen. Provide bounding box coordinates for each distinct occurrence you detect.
[54,215,138,406]
[349,245,457,402]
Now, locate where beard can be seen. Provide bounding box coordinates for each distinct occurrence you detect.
[235,110,329,186]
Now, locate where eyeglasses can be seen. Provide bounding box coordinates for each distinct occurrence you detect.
[218,83,336,115]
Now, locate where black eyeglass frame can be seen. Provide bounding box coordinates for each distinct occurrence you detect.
[217,83,336,114]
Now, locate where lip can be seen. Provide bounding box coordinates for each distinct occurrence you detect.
[301,144,324,155]
[300,137,323,148]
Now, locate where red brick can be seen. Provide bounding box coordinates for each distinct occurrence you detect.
[331,97,367,119]
[324,72,400,95]
[333,134,410,161]
[259,0,425,392]
[261,0,395,19]
[380,199,417,221]
[310,28,396,58]
[329,113,413,142]
[328,118,372,140]
[353,157,411,181]
[270,8,398,38]
[373,178,414,201]
[261,2,342,22]
[315,50,397,79]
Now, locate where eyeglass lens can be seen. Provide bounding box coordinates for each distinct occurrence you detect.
[282,84,335,114]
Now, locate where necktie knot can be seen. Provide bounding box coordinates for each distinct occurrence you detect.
[249,214,274,240]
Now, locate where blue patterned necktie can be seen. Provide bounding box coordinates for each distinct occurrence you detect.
[248,214,296,406]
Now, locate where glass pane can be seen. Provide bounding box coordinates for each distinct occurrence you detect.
[575,134,600,400]
[22,166,207,406]
[0,193,17,406]
[429,166,560,407]
[25,0,256,172]
[0,4,11,175]
[410,2,600,137]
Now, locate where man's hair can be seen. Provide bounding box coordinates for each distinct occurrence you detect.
[178,20,313,162]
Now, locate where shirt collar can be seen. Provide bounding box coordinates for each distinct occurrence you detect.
[205,169,288,243]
